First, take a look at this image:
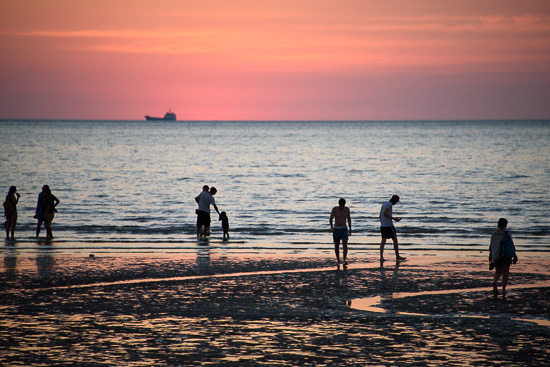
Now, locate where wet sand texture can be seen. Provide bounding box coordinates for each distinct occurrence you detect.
[1,254,549,366]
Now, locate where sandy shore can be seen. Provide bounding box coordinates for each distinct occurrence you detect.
[1,250,549,366]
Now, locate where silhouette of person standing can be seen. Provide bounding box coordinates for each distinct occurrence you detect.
[43,186,60,239]
[195,186,220,238]
[379,195,406,262]
[34,185,49,237]
[4,186,21,241]
[330,198,352,268]
[489,218,518,299]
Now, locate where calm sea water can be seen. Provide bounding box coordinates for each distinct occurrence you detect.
[1,120,549,254]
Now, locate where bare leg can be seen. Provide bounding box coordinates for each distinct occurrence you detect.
[493,268,503,297]
[44,217,53,239]
[380,238,387,261]
[502,265,511,298]
[393,237,406,260]
[8,217,16,240]
[45,221,51,238]
[334,242,341,265]
[342,239,348,266]
[36,220,44,237]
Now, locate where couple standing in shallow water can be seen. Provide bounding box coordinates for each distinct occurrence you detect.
[330,195,406,268]
[4,184,59,241]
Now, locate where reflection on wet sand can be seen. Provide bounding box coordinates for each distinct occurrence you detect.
[3,248,17,279]
[0,254,549,365]
[36,242,56,280]
[196,241,211,272]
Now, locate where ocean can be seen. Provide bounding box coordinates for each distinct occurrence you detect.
[1,120,549,255]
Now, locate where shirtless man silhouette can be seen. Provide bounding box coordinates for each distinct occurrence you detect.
[330,198,352,268]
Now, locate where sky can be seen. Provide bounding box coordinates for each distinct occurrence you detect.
[1,0,549,120]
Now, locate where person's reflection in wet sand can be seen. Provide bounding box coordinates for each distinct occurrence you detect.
[379,260,400,313]
[36,241,55,280]
[196,242,211,274]
[3,248,17,279]
[332,265,351,306]
[339,273,352,306]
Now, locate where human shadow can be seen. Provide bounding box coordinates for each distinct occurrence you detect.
[378,259,401,310]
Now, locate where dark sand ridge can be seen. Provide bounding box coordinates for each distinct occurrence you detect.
[1,251,549,366]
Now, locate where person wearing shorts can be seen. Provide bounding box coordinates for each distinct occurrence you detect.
[379,195,406,262]
[196,210,211,236]
[195,185,210,237]
[330,198,352,268]
[195,186,220,238]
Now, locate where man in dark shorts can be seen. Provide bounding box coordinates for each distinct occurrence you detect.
[195,186,220,238]
[195,185,209,237]
[379,195,406,262]
[330,198,352,268]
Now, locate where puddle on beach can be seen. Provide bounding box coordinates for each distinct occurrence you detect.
[349,281,550,327]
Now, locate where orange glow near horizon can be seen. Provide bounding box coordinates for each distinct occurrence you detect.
[1,0,549,120]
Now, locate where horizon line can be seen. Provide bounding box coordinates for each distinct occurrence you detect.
[1,118,550,122]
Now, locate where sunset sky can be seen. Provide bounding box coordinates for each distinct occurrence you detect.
[1,0,549,120]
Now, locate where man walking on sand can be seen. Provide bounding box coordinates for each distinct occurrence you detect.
[330,198,352,268]
[379,195,406,262]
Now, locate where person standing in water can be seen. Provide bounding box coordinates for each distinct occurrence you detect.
[379,195,406,262]
[34,185,49,237]
[43,186,60,239]
[195,185,210,237]
[4,186,21,241]
[330,198,352,268]
[219,211,230,240]
[195,187,220,238]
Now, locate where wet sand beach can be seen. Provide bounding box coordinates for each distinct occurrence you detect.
[1,249,549,366]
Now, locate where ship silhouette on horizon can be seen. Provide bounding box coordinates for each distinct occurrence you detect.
[145,108,176,121]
